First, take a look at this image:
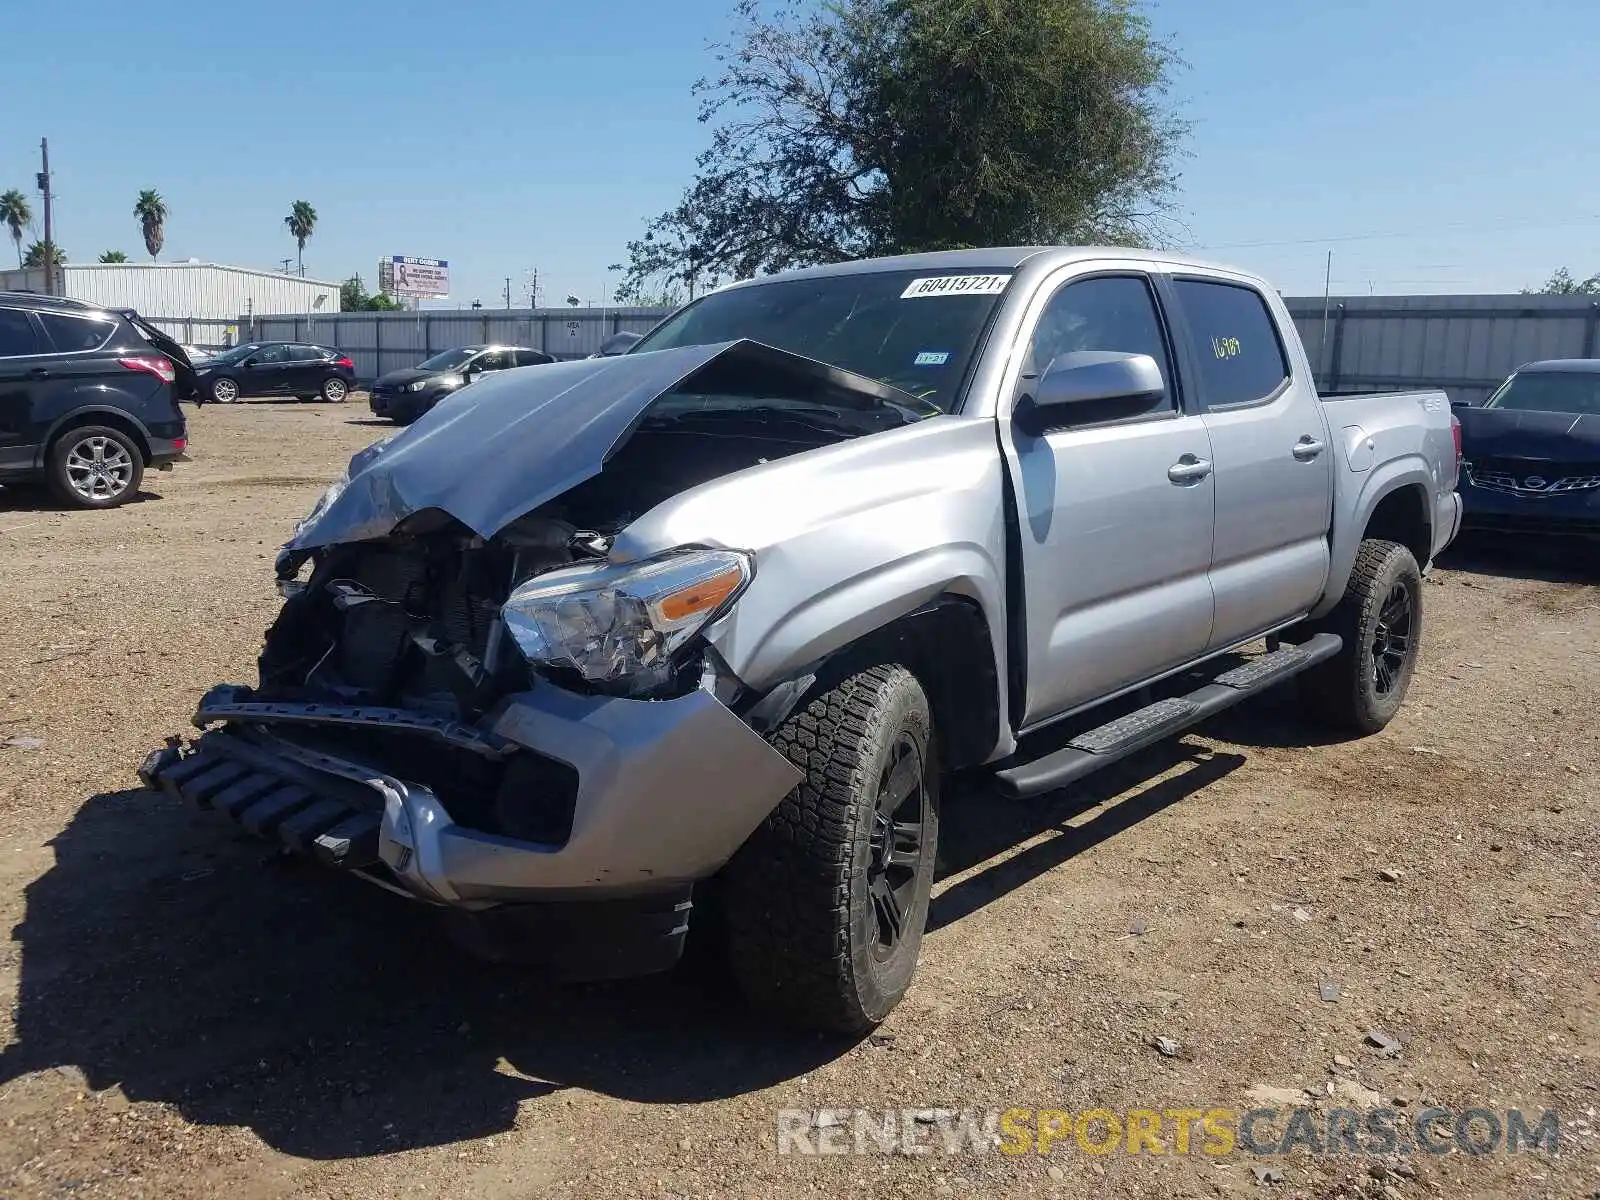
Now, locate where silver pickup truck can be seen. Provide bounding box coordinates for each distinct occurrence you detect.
[140,248,1462,1032]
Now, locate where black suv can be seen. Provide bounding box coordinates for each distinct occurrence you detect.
[193,342,357,405]
[0,293,193,509]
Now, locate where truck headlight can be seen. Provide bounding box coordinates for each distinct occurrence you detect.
[500,548,752,695]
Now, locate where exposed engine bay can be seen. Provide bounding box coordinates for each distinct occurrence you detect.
[262,388,909,718]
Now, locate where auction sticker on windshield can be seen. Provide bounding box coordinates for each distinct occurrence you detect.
[900,274,1012,299]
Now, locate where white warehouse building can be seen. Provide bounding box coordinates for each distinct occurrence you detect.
[0,261,340,352]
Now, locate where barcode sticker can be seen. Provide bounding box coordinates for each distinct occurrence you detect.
[900,274,1012,299]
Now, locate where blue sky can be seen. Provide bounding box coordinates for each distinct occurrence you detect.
[5,0,1597,305]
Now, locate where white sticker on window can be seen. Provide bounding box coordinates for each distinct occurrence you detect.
[900,274,1012,299]
[914,351,950,366]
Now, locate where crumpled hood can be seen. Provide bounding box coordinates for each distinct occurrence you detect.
[287,339,930,550]
[1459,407,1600,461]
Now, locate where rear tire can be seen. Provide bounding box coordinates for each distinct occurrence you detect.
[1297,539,1423,734]
[321,377,349,403]
[722,664,938,1033]
[47,425,144,510]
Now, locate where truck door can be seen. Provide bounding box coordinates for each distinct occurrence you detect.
[1163,276,1332,650]
[1000,271,1217,728]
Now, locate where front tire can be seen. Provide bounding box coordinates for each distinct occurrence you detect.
[1297,539,1423,734]
[209,376,240,404]
[47,425,144,509]
[321,377,349,403]
[722,664,938,1033]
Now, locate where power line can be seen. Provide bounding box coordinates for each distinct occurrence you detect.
[1196,212,1600,252]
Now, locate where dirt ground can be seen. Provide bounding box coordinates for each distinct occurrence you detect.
[0,399,1596,1200]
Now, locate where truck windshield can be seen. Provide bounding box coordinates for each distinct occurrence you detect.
[632,270,1013,412]
[1485,371,1600,416]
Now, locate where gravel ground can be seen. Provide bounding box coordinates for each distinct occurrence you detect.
[0,400,1596,1199]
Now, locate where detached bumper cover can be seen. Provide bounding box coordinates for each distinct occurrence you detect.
[141,682,804,906]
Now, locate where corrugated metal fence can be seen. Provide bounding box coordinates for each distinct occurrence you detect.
[1285,294,1600,406]
[233,293,1600,399]
[243,308,672,381]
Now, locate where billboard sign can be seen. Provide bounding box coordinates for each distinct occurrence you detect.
[390,255,449,299]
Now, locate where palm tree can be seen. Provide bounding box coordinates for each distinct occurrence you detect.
[22,240,66,268]
[283,200,316,275]
[134,190,167,260]
[99,250,129,263]
[1,189,32,268]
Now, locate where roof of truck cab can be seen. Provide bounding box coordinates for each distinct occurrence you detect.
[1514,358,1600,373]
[711,246,1258,289]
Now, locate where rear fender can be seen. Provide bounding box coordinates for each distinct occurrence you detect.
[39,403,156,467]
[1314,460,1434,619]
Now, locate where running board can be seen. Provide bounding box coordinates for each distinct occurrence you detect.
[993,633,1343,798]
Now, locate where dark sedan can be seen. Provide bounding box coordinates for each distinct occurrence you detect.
[1457,359,1600,539]
[369,345,554,424]
[195,342,356,405]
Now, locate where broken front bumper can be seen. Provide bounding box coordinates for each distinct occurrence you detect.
[140,682,803,912]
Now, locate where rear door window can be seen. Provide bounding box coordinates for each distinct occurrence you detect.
[38,311,117,353]
[514,349,550,367]
[0,308,41,357]
[1171,279,1290,408]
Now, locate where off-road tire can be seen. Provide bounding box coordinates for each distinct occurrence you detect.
[46,425,144,509]
[722,664,938,1033]
[1297,538,1423,734]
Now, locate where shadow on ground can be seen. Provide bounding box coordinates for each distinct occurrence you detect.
[3,728,1257,1159]
[1437,532,1600,584]
[0,485,162,514]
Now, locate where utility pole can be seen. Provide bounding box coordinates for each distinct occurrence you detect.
[1317,249,1334,382]
[504,277,511,309]
[37,138,55,296]
[528,266,539,309]
[279,258,293,274]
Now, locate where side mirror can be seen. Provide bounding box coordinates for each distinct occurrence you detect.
[1014,351,1165,436]
[242,357,259,368]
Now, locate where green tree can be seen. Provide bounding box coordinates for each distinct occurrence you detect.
[98,249,129,263]
[339,273,402,311]
[613,0,1187,296]
[134,190,168,260]
[284,200,317,275]
[1523,267,1600,296]
[22,240,66,268]
[2,189,32,268]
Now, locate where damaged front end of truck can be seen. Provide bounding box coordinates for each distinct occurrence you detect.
[140,339,939,977]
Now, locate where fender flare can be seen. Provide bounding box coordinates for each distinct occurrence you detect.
[1312,459,1435,619]
[37,404,156,469]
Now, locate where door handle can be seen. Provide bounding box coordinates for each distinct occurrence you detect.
[27,367,50,379]
[1292,436,1325,460]
[1167,455,1213,484]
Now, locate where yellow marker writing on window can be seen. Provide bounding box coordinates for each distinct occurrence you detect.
[1211,336,1241,360]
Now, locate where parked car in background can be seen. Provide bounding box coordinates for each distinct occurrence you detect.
[0,291,191,508]
[1456,359,1600,540]
[194,342,356,405]
[369,344,555,424]
[142,247,1462,1032]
